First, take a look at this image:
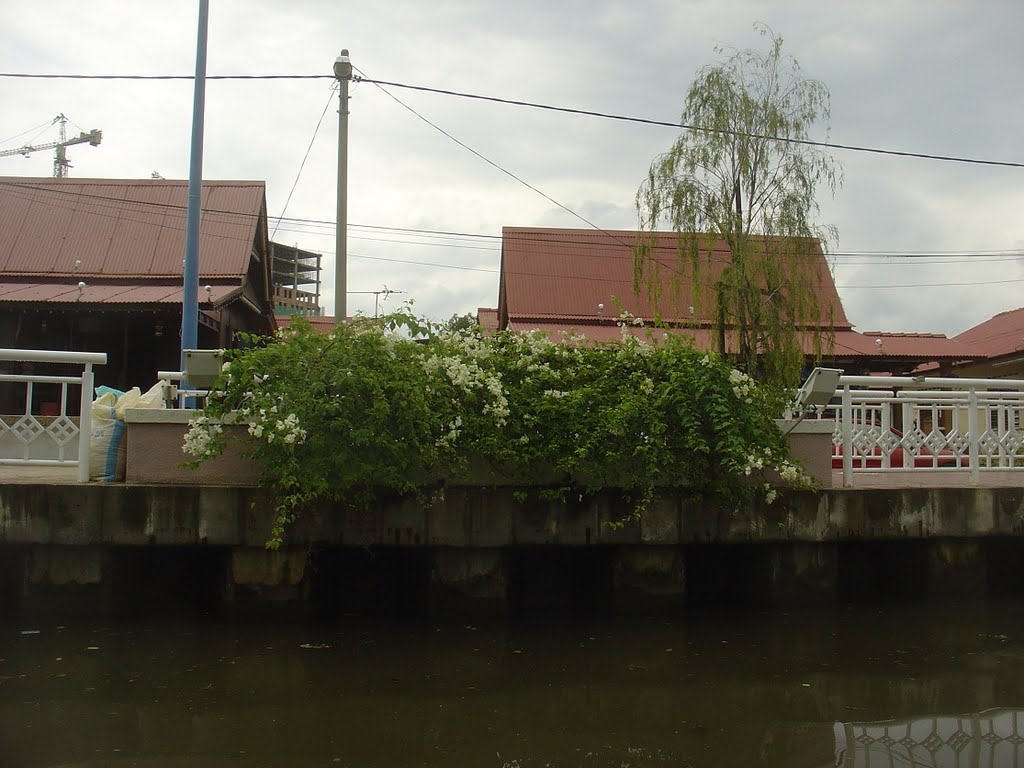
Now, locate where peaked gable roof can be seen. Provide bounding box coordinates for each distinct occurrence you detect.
[0,177,266,280]
[496,227,980,367]
[955,306,1024,359]
[498,227,851,330]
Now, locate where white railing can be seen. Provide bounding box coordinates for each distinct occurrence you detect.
[0,348,107,482]
[156,370,210,408]
[807,374,1024,487]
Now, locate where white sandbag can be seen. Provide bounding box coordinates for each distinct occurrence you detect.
[89,391,124,482]
[90,383,168,482]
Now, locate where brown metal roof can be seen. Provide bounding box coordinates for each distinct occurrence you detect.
[0,280,240,306]
[274,315,337,333]
[476,307,499,330]
[830,330,980,360]
[507,320,978,361]
[955,306,1024,358]
[499,227,851,330]
[0,177,266,280]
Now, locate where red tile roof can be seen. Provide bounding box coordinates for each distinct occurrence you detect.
[955,306,1024,358]
[0,177,265,280]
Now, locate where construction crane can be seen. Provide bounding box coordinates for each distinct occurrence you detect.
[0,114,102,177]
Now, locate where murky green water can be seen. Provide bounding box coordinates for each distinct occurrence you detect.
[2,602,1024,767]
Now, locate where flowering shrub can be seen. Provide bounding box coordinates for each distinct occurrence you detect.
[184,309,812,548]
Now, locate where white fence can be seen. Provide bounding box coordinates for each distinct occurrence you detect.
[815,375,1024,487]
[0,348,107,482]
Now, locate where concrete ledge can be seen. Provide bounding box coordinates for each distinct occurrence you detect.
[776,418,834,486]
[124,408,196,424]
[125,419,260,486]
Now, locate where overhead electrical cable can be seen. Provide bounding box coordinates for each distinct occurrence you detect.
[2,70,1021,167]
[351,77,1024,169]
[342,252,1024,291]
[0,117,59,148]
[355,67,618,236]
[1,179,1022,270]
[0,73,330,80]
[271,83,337,239]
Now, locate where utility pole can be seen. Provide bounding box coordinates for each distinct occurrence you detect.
[333,49,352,326]
[181,0,209,370]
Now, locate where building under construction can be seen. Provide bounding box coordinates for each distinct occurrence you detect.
[271,242,322,316]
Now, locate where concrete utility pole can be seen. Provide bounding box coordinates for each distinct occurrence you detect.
[333,49,353,325]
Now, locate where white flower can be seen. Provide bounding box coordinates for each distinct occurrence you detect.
[182,416,223,458]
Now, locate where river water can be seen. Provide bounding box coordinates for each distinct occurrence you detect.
[2,601,1024,767]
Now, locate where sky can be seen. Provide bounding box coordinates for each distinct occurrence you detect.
[1,1,1022,337]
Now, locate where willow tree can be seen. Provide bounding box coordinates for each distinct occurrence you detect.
[635,26,841,389]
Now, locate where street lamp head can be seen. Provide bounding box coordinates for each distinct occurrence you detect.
[334,49,353,80]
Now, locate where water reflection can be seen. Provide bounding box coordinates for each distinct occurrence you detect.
[1,603,1023,767]
[835,708,1024,768]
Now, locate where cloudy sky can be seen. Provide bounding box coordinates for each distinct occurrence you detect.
[2,1,1022,336]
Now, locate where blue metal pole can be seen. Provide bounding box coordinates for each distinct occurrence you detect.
[181,0,209,371]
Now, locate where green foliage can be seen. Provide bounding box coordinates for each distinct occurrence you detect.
[440,312,478,333]
[184,308,812,548]
[635,24,842,389]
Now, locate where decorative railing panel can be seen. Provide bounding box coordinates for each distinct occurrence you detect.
[0,349,107,482]
[800,374,1024,487]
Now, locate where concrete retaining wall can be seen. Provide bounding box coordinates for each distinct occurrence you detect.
[2,483,1023,548]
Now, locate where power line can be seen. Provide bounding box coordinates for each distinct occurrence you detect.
[271,84,337,239]
[354,77,1024,169]
[343,251,1024,291]
[0,117,58,148]
[840,276,1024,289]
[4,179,1023,266]
[0,72,329,80]
[354,67,709,291]
[4,179,1023,275]
[356,68,617,237]
[3,71,1022,168]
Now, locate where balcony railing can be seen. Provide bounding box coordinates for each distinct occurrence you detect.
[804,374,1024,487]
[0,348,107,482]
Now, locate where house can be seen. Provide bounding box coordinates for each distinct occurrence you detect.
[488,226,980,374]
[951,306,1024,379]
[0,177,282,395]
